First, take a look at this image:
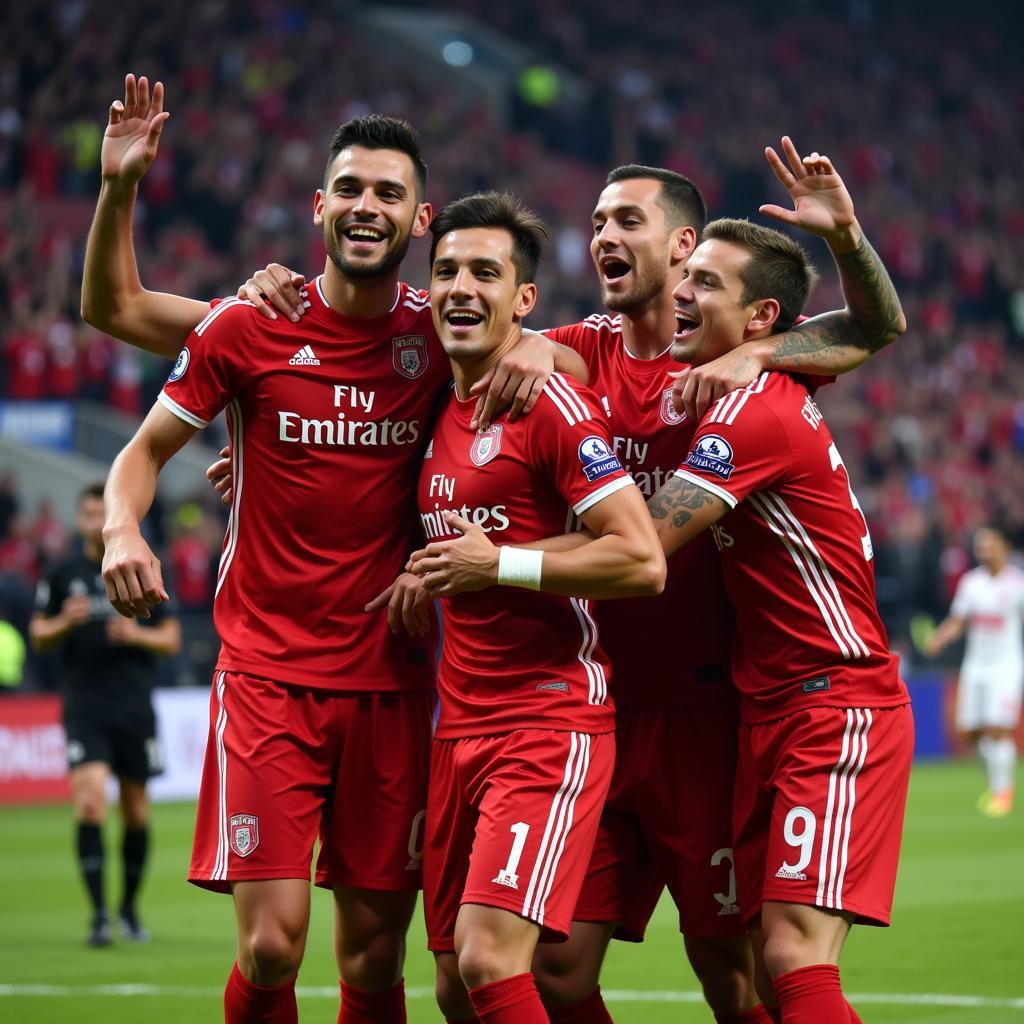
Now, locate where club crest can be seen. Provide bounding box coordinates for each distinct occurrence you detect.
[470,424,503,467]
[229,813,260,858]
[660,387,686,426]
[392,335,429,380]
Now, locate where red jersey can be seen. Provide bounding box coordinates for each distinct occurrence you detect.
[419,372,632,739]
[676,371,907,721]
[160,276,448,691]
[545,315,733,708]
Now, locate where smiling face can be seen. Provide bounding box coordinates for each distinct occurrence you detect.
[314,145,430,280]
[590,178,691,314]
[670,238,780,365]
[430,227,537,366]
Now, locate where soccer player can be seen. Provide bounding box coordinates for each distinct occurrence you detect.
[927,525,1024,816]
[409,148,906,1024]
[29,483,181,946]
[639,147,912,1023]
[409,191,665,1024]
[86,75,584,1024]
[416,144,911,1024]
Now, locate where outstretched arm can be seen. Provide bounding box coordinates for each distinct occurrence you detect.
[673,137,906,420]
[924,614,967,658]
[81,74,209,356]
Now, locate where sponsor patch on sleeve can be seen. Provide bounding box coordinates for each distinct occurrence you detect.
[168,347,190,382]
[685,434,735,480]
[578,435,624,482]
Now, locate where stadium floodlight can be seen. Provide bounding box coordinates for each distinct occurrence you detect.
[442,40,474,67]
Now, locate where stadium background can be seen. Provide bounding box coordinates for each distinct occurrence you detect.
[0,0,1021,1020]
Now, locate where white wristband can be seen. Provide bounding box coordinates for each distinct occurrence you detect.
[497,547,544,591]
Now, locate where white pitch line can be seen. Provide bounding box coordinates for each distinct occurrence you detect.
[0,984,1022,1009]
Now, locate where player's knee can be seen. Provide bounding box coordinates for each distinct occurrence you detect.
[435,959,472,1019]
[760,930,813,979]
[457,937,519,991]
[693,959,755,1014]
[534,948,598,1007]
[75,796,106,825]
[685,937,757,1015]
[336,928,405,989]
[121,800,148,830]
[242,925,304,985]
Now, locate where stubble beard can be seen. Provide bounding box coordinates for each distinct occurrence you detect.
[601,261,667,316]
[325,229,411,281]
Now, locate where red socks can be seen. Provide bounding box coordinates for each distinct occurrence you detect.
[548,987,614,1023]
[847,1004,864,1023]
[224,962,297,1024]
[338,979,407,1024]
[773,964,848,1023]
[716,1006,777,1023]
[468,973,550,1023]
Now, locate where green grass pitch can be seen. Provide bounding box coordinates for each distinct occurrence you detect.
[1,758,1020,1023]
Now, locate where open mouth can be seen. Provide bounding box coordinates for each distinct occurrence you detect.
[444,309,485,328]
[600,256,631,281]
[342,224,388,245]
[674,311,701,337]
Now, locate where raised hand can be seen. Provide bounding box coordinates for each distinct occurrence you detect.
[759,136,857,242]
[102,73,170,186]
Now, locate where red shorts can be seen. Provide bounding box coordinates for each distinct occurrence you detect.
[733,703,913,926]
[574,701,745,941]
[189,672,432,893]
[424,729,614,952]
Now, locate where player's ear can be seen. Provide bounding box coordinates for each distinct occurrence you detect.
[748,298,781,334]
[313,188,326,227]
[671,225,698,265]
[411,202,433,240]
[513,282,538,322]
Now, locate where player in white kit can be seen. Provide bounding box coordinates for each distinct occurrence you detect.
[928,526,1024,816]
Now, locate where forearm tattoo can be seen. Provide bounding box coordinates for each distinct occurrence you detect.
[763,234,904,372]
[833,234,904,351]
[648,476,718,529]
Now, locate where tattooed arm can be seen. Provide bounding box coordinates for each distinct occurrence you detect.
[742,231,905,374]
[647,475,729,556]
[673,138,906,420]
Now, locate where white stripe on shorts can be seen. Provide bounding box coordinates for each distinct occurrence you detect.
[815,708,872,911]
[521,732,591,925]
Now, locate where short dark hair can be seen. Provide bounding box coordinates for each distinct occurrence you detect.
[79,482,105,504]
[606,165,707,234]
[702,218,819,333]
[429,192,549,285]
[324,115,428,199]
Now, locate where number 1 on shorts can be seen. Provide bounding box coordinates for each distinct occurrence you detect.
[492,821,530,889]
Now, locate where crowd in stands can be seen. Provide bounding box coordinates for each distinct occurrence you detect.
[1,0,1022,677]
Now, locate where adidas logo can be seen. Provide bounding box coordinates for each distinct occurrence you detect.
[289,345,320,366]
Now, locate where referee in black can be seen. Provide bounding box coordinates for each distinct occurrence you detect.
[30,482,181,946]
